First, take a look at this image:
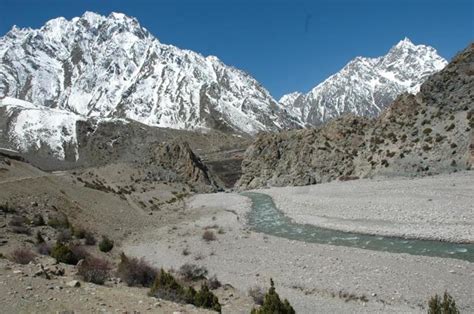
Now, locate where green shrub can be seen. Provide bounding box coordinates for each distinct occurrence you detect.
[32,214,45,226]
[423,128,433,135]
[428,291,459,314]
[251,279,295,314]
[179,263,208,281]
[194,283,221,312]
[149,269,221,312]
[47,213,70,229]
[98,236,114,252]
[0,202,15,213]
[445,123,455,131]
[149,269,188,303]
[51,242,78,265]
[35,231,45,244]
[84,232,96,245]
[73,226,87,239]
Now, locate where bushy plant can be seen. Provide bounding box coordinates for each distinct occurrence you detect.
[77,256,111,285]
[98,236,114,252]
[149,269,221,312]
[84,232,96,245]
[202,230,216,242]
[36,242,52,255]
[70,244,90,261]
[47,213,70,229]
[194,283,221,312]
[428,291,459,314]
[56,228,73,243]
[251,279,295,314]
[32,214,45,226]
[178,263,208,281]
[51,242,78,265]
[10,248,36,265]
[117,253,157,287]
[149,268,188,303]
[207,275,221,290]
[73,226,87,239]
[9,215,27,227]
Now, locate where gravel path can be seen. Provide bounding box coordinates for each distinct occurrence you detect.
[258,171,474,243]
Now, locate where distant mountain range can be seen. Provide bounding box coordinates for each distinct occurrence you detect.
[279,38,447,126]
[0,12,447,160]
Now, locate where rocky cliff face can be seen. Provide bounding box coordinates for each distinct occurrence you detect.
[238,44,473,189]
[280,38,447,126]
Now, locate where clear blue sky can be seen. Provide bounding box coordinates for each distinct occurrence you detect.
[0,0,473,99]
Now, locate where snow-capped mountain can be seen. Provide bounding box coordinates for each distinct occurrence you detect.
[279,38,447,126]
[0,12,299,140]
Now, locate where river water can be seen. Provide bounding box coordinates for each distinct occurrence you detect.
[243,192,474,262]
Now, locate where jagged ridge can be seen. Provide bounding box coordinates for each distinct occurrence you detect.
[280,38,447,126]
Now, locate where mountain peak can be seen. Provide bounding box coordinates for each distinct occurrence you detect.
[395,37,415,48]
[279,39,447,125]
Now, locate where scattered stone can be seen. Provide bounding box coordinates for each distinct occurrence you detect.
[67,280,81,288]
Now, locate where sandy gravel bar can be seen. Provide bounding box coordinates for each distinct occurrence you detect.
[258,171,474,243]
[124,191,474,313]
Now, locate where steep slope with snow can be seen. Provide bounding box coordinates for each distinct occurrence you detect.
[280,38,447,126]
[0,97,84,160]
[0,12,299,138]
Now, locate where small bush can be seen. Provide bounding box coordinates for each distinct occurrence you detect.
[251,279,295,314]
[73,226,87,239]
[207,275,222,290]
[70,245,90,261]
[149,269,221,312]
[248,285,266,305]
[202,230,216,242]
[56,228,73,243]
[11,226,31,235]
[194,283,221,312]
[48,213,70,229]
[445,123,455,131]
[10,248,36,264]
[32,214,45,226]
[84,232,96,245]
[77,256,111,285]
[117,253,158,287]
[9,215,27,227]
[98,236,114,252]
[36,242,52,255]
[423,128,433,135]
[149,268,190,303]
[428,291,459,314]
[36,231,45,244]
[51,242,78,265]
[179,263,208,281]
[0,203,15,213]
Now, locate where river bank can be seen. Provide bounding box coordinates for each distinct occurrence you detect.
[124,181,474,313]
[258,171,474,243]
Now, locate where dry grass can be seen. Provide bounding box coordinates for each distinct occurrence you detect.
[10,248,36,265]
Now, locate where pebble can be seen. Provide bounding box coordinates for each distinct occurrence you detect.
[26,286,33,290]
